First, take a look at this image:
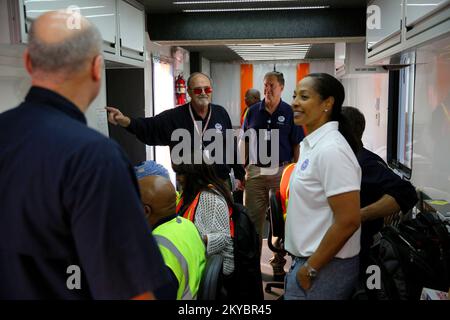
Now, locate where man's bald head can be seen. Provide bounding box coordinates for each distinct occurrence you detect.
[28,11,102,74]
[138,176,177,227]
[245,88,261,107]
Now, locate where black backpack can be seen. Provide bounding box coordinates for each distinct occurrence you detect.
[368,212,450,300]
[227,203,264,300]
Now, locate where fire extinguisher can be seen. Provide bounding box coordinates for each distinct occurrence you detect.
[175,74,187,106]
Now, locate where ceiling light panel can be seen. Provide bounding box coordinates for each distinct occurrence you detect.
[175,0,317,3]
[228,43,310,61]
[182,6,328,12]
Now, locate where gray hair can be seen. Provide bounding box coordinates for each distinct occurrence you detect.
[245,88,261,100]
[264,71,285,86]
[28,19,102,74]
[187,72,213,88]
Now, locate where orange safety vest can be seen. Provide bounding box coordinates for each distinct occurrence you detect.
[176,190,235,237]
[279,163,296,220]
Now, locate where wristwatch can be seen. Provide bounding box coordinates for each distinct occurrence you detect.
[303,261,318,279]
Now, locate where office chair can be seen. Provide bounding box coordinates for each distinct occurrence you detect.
[265,188,286,294]
[197,254,224,300]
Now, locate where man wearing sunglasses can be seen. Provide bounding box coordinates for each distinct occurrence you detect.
[106,72,245,188]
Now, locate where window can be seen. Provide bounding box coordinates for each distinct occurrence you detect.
[152,55,176,186]
[387,52,416,178]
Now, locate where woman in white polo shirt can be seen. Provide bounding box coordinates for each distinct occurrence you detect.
[284,73,362,300]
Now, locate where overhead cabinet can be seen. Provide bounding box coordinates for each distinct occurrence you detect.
[335,42,386,78]
[4,0,145,65]
[405,0,450,41]
[366,0,403,56]
[366,0,450,64]
[118,0,145,61]
[22,0,117,54]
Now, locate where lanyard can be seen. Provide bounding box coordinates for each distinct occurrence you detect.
[189,103,212,146]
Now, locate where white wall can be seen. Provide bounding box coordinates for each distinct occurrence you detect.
[210,59,335,127]
[0,0,11,44]
[0,47,30,114]
[341,73,389,160]
[84,67,109,136]
[0,46,108,137]
[201,57,211,77]
[210,62,241,125]
[309,60,335,75]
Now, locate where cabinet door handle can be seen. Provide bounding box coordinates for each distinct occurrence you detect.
[110,36,116,48]
[23,4,28,33]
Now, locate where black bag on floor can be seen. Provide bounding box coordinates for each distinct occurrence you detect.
[226,203,264,300]
[368,212,450,300]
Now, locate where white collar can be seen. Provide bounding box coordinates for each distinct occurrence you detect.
[303,121,339,149]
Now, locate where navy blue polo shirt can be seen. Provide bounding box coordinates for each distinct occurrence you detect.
[0,87,171,299]
[243,99,304,166]
[358,147,418,266]
[126,103,245,181]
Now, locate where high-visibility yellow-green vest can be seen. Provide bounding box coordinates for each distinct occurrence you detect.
[176,191,181,206]
[152,216,206,300]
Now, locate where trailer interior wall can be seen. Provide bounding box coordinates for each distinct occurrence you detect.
[210,60,335,127]
[411,35,450,201]
[0,48,30,115]
[341,73,389,161]
[0,46,108,136]
[342,34,450,201]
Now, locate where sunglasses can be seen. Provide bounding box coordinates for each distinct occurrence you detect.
[192,86,213,95]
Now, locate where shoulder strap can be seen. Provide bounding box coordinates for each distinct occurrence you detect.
[178,192,201,222]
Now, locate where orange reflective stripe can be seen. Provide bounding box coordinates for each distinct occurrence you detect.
[228,207,235,238]
[177,192,202,223]
[280,163,295,216]
[184,192,201,222]
[176,189,235,238]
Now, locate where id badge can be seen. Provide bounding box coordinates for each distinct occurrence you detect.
[264,130,271,141]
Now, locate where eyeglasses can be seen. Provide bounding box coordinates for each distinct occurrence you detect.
[191,86,213,95]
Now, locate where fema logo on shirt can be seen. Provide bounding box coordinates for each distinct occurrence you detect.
[301,159,309,171]
[215,123,223,133]
[277,115,285,125]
